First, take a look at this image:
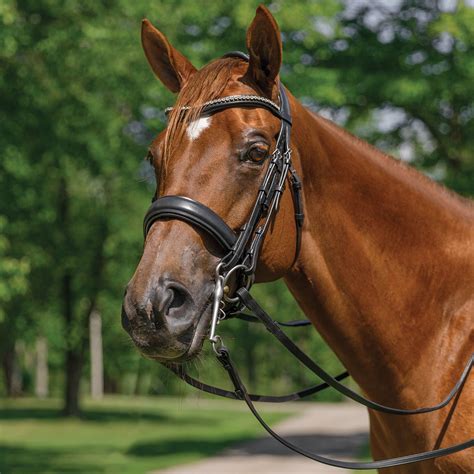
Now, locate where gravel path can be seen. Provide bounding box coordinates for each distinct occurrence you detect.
[156,403,372,474]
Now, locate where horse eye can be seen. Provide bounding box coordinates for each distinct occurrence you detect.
[244,143,269,164]
[145,150,154,165]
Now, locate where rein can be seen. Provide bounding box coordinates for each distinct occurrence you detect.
[143,52,473,469]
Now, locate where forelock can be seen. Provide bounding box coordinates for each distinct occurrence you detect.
[163,57,245,170]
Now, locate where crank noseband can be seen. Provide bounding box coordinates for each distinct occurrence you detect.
[143,195,237,251]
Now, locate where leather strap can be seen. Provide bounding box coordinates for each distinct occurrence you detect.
[166,290,473,467]
[225,311,311,327]
[201,96,290,125]
[219,83,296,272]
[289,167,304,266]
[167,363,349,403]
[222,51,250,61]
[216,346,474,470]
[237,288,473,416]
[143,195,237,250]
[166,310,339,403]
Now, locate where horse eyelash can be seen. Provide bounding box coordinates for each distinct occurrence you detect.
[145,150,154,165]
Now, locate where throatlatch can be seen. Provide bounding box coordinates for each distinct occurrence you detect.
[143,51,473,470]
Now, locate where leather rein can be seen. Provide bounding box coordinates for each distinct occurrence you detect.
[143,52,473,470]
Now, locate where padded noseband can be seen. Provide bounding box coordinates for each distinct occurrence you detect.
[143,195,237,251]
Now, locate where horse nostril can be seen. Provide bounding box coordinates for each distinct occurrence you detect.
[151,280,192,325]
[167,283,187,311]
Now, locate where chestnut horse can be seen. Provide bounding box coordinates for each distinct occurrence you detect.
[122,6,473,473]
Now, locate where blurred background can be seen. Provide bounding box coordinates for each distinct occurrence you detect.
[0,0,473,472]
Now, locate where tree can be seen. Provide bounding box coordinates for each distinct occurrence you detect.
[0,215,29,395]
[0,0,149,412]
[89,309,103,399]
[35,336,48,398]
[280,0,474,195]
[0,0,471,408]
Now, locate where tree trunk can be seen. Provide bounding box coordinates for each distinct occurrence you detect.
[62,271,83,416]
[58,178,108,416]
[64,349,83,416]
[35,336,49,398]
[89,309,103,400]
[104,374,119,393]
[11,342,23,395]
[2,344,22,396]
[59,179,87,417]
[2,346,15,396]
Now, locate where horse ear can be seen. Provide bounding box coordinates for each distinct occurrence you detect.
[141,19,197,93]
[244,5,282,99]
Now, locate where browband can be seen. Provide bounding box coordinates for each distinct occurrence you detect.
[165,94,291,125]
[143,195,237,251]
[164,50,291,125]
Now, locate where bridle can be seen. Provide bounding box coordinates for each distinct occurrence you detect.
[144,52,302,286]
[142,52,473,470]
[144,51,303,346]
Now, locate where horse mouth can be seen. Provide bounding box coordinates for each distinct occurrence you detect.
[133,296,213,364]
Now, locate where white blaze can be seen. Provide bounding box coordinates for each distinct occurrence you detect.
[186,116,211,141]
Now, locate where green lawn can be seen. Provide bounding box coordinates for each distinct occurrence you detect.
[0,396,291,474]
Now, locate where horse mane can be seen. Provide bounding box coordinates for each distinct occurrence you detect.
[311,110,474,219]
[164,57,242,170]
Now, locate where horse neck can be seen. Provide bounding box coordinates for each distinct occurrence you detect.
[285,96,474,402]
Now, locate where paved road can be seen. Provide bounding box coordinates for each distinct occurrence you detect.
[156,403,372,474]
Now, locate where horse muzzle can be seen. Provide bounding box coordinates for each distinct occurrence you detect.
[121,278,212,362]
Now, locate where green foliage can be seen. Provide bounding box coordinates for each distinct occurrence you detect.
[289,0,474,195]
[0,217,30,322]
[0,0,472,409]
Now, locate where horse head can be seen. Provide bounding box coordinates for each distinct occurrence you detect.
[122,6,300,362]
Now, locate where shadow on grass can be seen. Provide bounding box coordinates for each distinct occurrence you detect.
[0,405,219,425]
[0,406,174,423]
[0,405,169,422]
[127,434,256,458]
[0,435,259,473]
[0,445,107,473]
[127,432,370,459]
[0,406,63,420]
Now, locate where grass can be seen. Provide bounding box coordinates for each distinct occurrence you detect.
[0,396,291,474]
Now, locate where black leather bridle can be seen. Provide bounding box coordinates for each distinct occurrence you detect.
[144,51,303,279]
[142,52,473,470]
